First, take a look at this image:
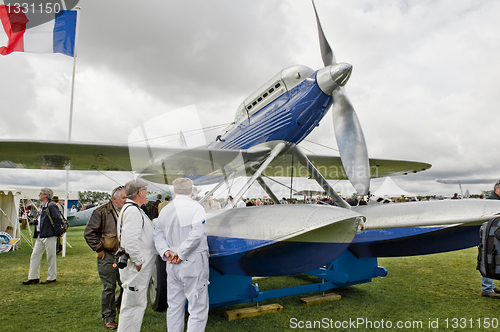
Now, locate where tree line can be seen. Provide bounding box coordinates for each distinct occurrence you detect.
[78,191,110,204]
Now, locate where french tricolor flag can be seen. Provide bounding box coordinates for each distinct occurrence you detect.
[0,5,78,56]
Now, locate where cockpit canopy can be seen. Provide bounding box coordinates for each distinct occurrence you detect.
[233,65,315,125]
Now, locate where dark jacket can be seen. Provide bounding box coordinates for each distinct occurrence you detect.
[34,201,63,238]
[84,201,120,254]
[149,199,161,220]
[487,192,500,200]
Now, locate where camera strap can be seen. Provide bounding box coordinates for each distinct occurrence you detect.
[118,202,145,245]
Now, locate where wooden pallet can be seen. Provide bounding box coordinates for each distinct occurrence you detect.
[224,303,284,321]
[300,292,341,306]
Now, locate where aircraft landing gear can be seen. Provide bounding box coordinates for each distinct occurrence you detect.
[148,255,167,311]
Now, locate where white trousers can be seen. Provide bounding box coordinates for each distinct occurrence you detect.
[166,251,209,332]
[117,253,156,332]
[28,236,57,281]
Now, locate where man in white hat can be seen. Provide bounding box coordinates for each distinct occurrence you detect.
[117,179,156,332]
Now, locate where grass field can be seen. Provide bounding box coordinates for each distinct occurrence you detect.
[1,225,498,331]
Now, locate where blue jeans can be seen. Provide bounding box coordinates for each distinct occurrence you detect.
[482,277,496,293]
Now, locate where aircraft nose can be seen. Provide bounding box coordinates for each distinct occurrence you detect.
[331,63,352,87]
[316,62,353,95]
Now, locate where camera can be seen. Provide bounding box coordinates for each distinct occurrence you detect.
[115,247,129,269]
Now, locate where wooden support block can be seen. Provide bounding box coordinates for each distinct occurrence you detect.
[252,277,268,281]
[300,292,341,306]
[224,303,284,321]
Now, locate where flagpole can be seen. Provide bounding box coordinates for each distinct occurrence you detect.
[63,7,81,258]
[67,6,81,142]
[67,50,77,141]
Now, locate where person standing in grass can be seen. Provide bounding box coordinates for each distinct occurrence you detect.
[22,188,63,285]
[52,196,64,254]
[154,177,210,332]
[117,179,156,332]
[84,186,127,330]
[481,180,500,299]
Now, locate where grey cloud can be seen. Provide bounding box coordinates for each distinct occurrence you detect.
[0,0,499,196]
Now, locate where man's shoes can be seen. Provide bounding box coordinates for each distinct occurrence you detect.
[104,321,118,330]
[40,279,56,284]
[481,291,500,298]
[494,287,500,294]
[22,279,39,285]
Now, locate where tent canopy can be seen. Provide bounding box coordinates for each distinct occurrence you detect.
[15,188,78,200]
[0,188,21,249]
[372,177,415,198]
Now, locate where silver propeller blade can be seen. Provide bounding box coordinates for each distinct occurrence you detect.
[312,0,336,66]
[312,1,370,195]
[331,88,370,195]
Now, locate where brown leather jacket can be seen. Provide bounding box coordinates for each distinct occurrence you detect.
[84,201,120,254]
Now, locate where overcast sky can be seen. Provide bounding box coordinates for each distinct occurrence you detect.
[0,0,499,198]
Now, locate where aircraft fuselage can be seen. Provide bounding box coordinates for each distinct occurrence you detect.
[208,65,332,151]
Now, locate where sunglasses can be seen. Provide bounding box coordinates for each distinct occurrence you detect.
[111,185,124,197]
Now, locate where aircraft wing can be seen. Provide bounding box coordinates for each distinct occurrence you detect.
[0,139,431,184]
[0,139,271,184]
[0,139,133,171]
[436,178,499,185]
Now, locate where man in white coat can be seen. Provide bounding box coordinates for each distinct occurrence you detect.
[154,178,209,332]
[117,179,156,332]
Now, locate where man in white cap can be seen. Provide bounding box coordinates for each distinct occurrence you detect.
[117,179,156,332]
[154,177,209,332]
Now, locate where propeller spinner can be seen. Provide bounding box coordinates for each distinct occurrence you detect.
[312,0,370,195]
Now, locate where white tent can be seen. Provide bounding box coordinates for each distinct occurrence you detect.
[0,188,21,251]
[372,177,416,198]
[15,188,79,201]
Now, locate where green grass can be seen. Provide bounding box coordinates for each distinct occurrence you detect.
[1,226,497,331]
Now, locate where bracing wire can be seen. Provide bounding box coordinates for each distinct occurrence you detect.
[129,123,231,145]
[303,139,339,152]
